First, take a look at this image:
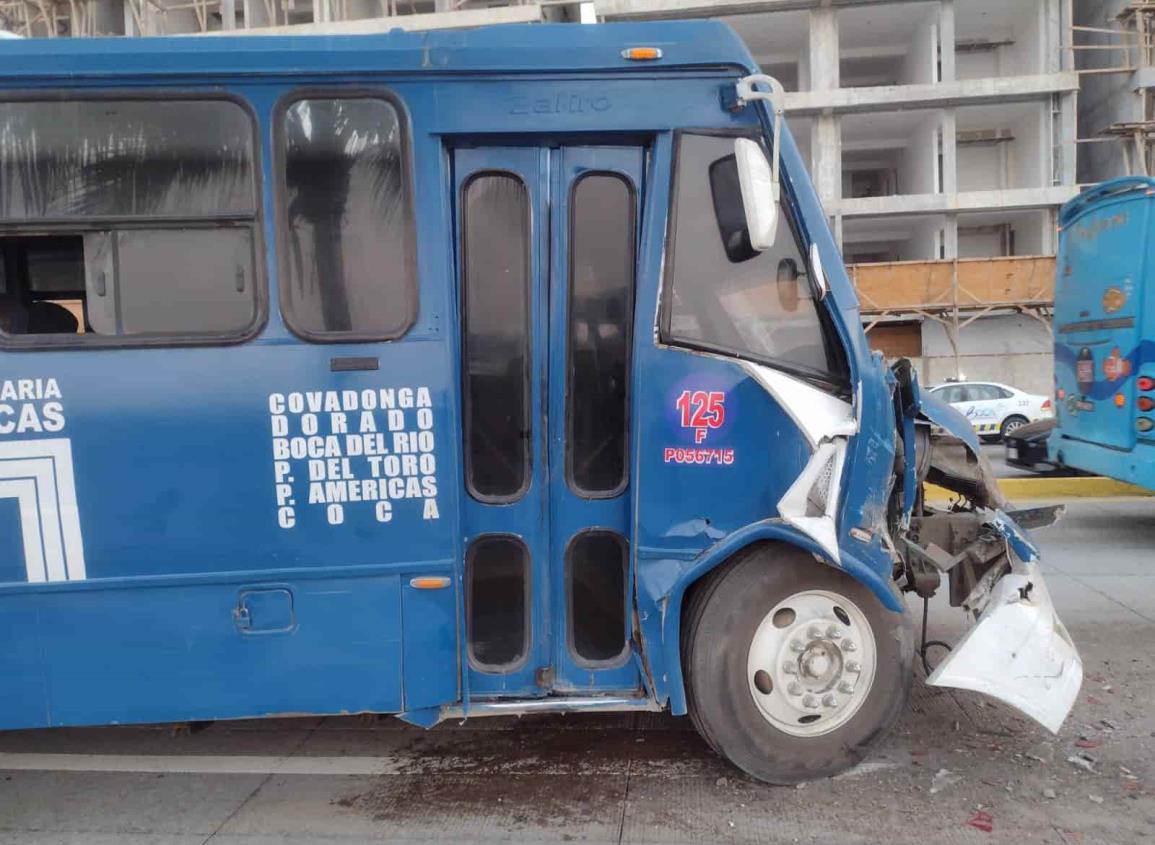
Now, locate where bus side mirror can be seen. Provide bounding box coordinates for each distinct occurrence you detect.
[734,137,779,251]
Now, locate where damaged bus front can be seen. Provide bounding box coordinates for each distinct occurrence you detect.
[657,73,1083,784]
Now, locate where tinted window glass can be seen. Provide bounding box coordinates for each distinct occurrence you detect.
[0,98,259,344]
[281,97,414,338]
[0,100,254,219]
[568,173,635,495]
[462,173,531,502]
[91,229,254,336]
[568,531,628,664]
[665,133,843,379]
[467,536,529,670]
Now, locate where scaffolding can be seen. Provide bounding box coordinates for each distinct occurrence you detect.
[852,255,1055,373]
[1073,2,1155,176]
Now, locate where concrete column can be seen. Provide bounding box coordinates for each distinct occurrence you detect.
[88,0,126,34]
[941,109,957,195]
[1057,90,1078,187]
[812,113,842,207]
[243,0,274,29]
[807,6,841,207]
[943,213,958,260]
[808,6,839,91]
[938,0,955,83]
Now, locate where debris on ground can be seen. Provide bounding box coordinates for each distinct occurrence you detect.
[966,810,994,833]
[1067,754,1097,774]
[1043,788,1057,799]
[1075,738,1103,749]
[930,768,960,795]
[1089,795,1104,804]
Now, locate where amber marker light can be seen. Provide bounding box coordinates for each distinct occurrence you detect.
[1115,393,1127,408]
[410,576,451,590]
[622,46,663,60]
[1140,396,1155,412]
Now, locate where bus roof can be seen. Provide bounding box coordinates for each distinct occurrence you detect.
[0,21,756,81]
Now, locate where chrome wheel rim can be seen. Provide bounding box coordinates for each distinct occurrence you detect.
[1003,418,1025,435]
[746,589,877,737]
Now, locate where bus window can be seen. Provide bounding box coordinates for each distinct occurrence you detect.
[567,173,635,496]
[567,530,628,665]
[662,133,845,383]
[467,535,530,670]
[0,98,258,341]
[279,96,415,340]
[461,172,532,503]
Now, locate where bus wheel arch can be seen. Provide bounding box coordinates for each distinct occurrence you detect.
[675,540,913,783]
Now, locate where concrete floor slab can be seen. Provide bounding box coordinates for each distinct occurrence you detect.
[217,772,627,843]
[0,771,265,836]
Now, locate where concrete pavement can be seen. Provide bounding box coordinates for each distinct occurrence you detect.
[0,499,1152,844]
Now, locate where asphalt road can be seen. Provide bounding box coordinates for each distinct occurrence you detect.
[0,499,1152,845]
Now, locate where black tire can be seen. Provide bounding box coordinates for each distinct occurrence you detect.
[1000,415,1029,441]
[683,543,913,784]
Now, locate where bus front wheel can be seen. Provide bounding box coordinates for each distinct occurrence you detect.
[683,544,912,784]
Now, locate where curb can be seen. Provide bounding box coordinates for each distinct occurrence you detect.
[926,476,1152,502]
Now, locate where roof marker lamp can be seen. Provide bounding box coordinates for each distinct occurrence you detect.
[621,47,662,61]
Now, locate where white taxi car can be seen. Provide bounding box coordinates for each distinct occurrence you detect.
[927,381,1053,442]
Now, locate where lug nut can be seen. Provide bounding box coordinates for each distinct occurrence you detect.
[822,694,837,708]
[790,640,805,653]
[802,694,819,709]
[826,625,842,639]
[782,663,797,675]
[787,682,803,696]
[843,640,857,652]
[838,681,854,694]
[807,626,823,639]
[846,660,861,673]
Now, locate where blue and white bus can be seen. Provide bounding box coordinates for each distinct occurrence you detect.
[0,22,1080,784]
[1052,177,1155,489]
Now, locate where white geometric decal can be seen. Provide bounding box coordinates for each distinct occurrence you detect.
[0,438,86,582]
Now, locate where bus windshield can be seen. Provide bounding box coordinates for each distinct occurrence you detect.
[663,132,845,384]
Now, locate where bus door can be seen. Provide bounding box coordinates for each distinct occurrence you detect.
[453,145,643,697]
[1056,184,1151,452]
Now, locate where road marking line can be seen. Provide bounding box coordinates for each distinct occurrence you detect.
[0,753,409,776]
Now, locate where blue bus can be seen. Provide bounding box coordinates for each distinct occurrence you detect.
[1052,177,1155,488]
[0,22,1080,784]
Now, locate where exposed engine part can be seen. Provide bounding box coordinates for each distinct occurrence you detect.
[922,433,1006,511]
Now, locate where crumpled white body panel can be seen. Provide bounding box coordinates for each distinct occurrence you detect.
[927,568,1082,733]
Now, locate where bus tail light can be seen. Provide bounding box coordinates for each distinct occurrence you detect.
[1139,376,1155,392]
[1140,396,1155,412]
[1138,417,1154,433]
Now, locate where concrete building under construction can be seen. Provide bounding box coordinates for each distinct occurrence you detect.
[0,0,1083,392]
